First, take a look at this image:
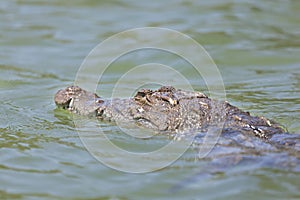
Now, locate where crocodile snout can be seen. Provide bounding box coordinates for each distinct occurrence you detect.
[54,86,84,109]
[54,85,102,114]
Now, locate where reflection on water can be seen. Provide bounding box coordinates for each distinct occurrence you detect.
[0,0,300,199]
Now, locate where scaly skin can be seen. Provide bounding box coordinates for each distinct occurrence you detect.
[55,85,286,139]
[54,85,300,174]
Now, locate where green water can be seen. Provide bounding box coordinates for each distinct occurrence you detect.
[1,0,300,199]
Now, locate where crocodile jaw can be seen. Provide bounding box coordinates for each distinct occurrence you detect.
[54,86,104,116]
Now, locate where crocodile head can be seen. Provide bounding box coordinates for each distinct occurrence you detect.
[54,86,103,115]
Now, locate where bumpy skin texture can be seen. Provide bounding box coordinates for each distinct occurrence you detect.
[55,86,300,174]
[55,86,286,139]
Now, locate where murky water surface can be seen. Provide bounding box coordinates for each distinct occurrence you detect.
[1,0,300,199]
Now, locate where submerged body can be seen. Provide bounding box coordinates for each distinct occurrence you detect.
[54,85,300,172]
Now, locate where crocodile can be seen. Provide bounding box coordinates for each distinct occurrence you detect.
[55,85,287,139]
[54,85,300,171]
[54,85,300,185]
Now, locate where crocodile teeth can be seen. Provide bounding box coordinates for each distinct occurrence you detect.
[68,98,74,110]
